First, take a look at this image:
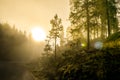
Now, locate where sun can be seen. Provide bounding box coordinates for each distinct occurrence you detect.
[31,27,46,42]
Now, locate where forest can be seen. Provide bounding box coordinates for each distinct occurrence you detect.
[0,0,120,80]
[0,23,44,61]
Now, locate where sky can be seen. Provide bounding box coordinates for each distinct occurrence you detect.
[0,0,70,34]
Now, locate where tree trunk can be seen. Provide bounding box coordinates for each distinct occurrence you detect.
[106,0,111,36]
[55,37,57,60]
[86,0,90,50]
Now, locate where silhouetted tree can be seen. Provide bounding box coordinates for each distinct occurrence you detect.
[44,36,52,55]
[49,14,63,59]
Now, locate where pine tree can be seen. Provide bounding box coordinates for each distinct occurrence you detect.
[49,14,63,59]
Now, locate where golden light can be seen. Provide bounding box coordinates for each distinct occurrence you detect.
[31,27,46,42]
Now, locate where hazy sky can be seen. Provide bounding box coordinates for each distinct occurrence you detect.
[0,0,70,34]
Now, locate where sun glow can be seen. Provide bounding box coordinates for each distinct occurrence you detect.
[31,27,46,42]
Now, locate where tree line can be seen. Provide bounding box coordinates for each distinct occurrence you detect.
[0,23,44,61]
